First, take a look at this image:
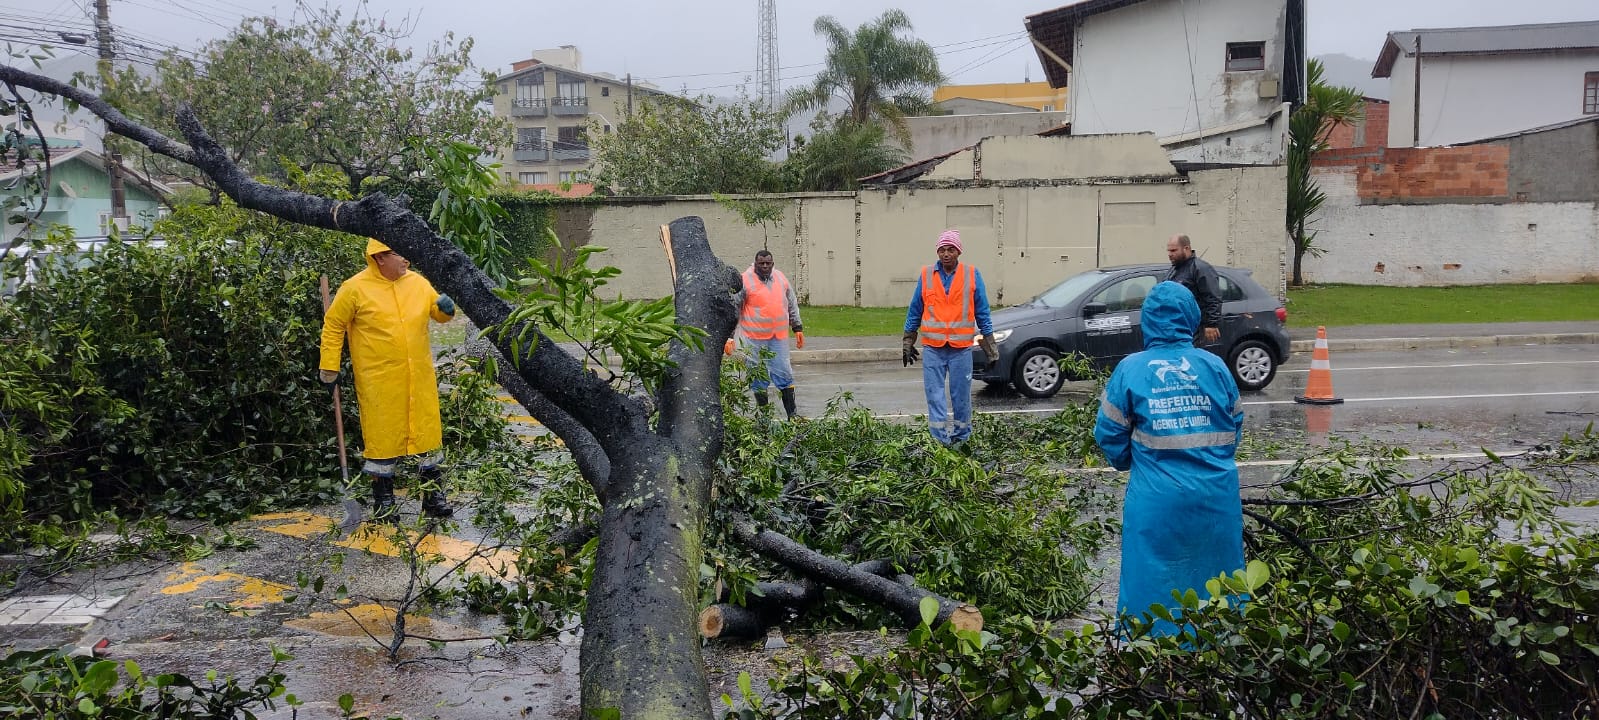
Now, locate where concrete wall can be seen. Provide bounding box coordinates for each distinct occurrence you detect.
[1302,167,1599,285]
[561,134,1289,306]
[1071,0,1289,164]
[899,111,1072,159]
[1386,49,1599,147]
[1504,118,1599,202]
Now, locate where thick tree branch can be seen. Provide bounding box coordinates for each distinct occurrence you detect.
[728,516,983,632]
[0,65,198,166]
[655,217,741,455]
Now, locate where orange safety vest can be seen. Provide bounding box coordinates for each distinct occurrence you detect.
[739,267,792,340]
[919,263,977,348]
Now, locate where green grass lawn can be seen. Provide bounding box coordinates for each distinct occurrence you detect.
[1284,283,1599,328]
[798,283,1599,336]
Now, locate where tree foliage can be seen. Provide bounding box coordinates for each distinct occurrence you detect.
[726,432,1599,719]
[103,4,508,197]
[785,10,945,149]
[590,94,786,196]
[1287,59,1363,287]
[786,119,907,191]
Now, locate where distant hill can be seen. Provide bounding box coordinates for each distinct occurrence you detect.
[1314,53,1389,99]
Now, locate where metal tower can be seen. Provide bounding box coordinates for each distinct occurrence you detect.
[757,0,779,108]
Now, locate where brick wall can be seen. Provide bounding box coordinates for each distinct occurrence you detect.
[1355,145,1510,202]
[1323,99,1389,151]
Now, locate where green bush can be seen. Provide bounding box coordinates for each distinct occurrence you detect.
[0,200,504,543]
[725,431,1599,719]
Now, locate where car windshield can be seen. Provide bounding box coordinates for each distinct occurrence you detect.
[1029,271,1113,309]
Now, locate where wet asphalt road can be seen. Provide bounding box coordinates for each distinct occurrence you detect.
[789,343,1599,454]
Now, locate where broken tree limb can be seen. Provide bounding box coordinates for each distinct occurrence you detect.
[727,517,983,633]
[699,578,822,640]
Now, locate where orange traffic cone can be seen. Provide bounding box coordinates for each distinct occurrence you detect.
[1295,326,1344,405]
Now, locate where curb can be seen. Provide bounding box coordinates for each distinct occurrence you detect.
[790,333,1599,366]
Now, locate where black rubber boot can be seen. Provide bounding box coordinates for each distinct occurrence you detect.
[780,387,797,419]
[419,466,455,519]
[754,390,770,407]
[370,475,399,523]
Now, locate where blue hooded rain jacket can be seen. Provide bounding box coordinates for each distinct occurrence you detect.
[1094,280,1245,637]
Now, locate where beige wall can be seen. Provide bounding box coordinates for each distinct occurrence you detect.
[558,134,1288,306]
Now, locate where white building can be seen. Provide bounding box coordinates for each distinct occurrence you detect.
[1024,0,1307,166]
[1374,21,1599,148]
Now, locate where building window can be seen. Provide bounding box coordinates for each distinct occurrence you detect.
[557,125,586,148]
[1586,72,1599,114]
[516,127,546,146]
[515,75,546,108]
[519,172,548,185]
[556,75,587,106]
[559,171,589,183]
[1225,42,1266,72]
[1042,104,1053,112]
[601,86,610,97]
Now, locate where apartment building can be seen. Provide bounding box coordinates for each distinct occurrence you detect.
[491,46,670,186]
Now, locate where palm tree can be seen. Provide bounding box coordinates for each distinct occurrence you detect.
[1287,58,1364,286]
[785,9,944,149]
[786,121,907,191]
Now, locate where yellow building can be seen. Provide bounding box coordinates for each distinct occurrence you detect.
[932,82,1068,113]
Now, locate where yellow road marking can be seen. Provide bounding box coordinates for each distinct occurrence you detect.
[161,563,292,609]
[284,603,480,640]
[506,414,543,426]
[253,512,521,579]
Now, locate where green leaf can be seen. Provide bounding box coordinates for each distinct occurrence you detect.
[1538,650,1560,665]
[1244,560,1269,591]
[918,596,939,627]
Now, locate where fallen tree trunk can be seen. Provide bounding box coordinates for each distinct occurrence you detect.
[728,517,983,633]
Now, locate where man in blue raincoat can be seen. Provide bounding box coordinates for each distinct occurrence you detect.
[1094,280,1244,637]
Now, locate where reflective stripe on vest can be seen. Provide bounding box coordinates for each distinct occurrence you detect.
[919,264,976,348]
[739,268,790,340]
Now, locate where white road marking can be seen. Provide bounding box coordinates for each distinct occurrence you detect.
[1071,450,1530,474]
[1282,359,1599,374]
[1243,390,1599,406]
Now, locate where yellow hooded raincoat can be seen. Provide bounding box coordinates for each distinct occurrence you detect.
[319,239,453,460]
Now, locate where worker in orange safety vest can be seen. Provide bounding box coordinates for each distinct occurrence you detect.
[724,249,804,418]
[902,229,998,447]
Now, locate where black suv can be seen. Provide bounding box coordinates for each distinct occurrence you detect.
[972,264,1291,398]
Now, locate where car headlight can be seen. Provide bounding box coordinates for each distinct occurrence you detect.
[990,329,1013,344]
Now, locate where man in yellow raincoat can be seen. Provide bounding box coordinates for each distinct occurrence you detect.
[319,239,457,521]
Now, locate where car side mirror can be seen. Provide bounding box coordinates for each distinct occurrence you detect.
[1082,301,1108,317]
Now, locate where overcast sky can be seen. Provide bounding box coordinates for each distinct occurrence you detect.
[2,0,1594,92]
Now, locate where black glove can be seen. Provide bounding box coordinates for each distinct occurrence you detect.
[902,331,921,367]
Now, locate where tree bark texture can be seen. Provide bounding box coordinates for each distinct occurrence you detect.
[0,64,743,720]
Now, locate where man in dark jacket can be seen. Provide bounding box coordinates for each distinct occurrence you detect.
[1165,234,1222,345]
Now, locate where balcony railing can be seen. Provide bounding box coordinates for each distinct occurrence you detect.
[552,143,589,162]
[511,97,547,117]
[512,140,548,162]
[552,95,589,116]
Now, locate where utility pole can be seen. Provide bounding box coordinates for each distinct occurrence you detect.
[626,73,633,115]
[95,0,127,226]
[1412,34,1422,147]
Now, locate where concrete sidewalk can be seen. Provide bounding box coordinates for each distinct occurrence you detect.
[788,321,1599,365]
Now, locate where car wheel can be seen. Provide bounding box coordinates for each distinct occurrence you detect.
[1012,346,1064,399]
[1229,339,1277,391]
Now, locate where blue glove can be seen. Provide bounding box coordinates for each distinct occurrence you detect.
[435,294,456,316]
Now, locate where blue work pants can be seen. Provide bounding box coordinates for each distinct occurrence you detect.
[741,335,794,392]
[922,344,973,444]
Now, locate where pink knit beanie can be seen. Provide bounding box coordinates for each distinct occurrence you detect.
[936,229,962,253]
